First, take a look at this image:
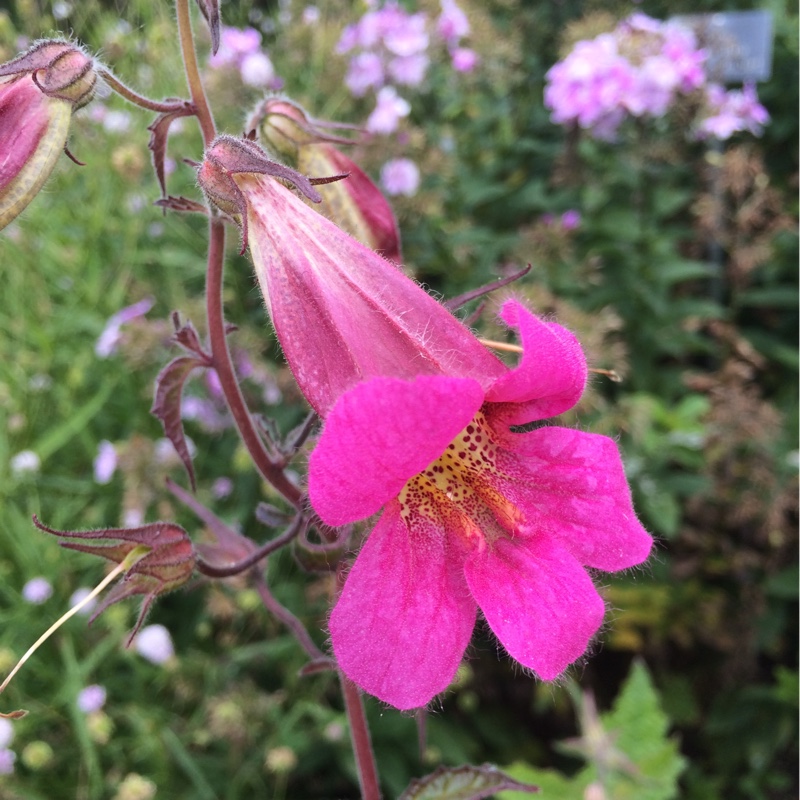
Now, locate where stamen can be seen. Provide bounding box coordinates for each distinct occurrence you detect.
[0,544,151,718]
[478,338,622,381]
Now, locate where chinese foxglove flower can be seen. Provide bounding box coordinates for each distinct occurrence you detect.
[197,138,652,709]
[0,39,96,230]
[250,98,401,263]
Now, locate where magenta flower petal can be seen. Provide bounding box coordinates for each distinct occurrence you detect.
[464,535,605,680]
[310,375,484,526]
[330,503,477,710]
[486,301,587,423]
[501,427,653,571]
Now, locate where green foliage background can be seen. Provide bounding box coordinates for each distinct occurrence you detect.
[0,0,796,798]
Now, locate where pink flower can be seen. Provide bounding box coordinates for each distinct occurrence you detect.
[134,624,175,664]
[239,52,274,87]
[0,40,97,230]
[366,86,410,134]
[77,684,107,713]
[696,83,769,140]
[209,26,261,67]
[309,302,652,709]
[93,440,117,484]
[22,577,52,604]
[197,140,652,709]
[95,297,155,358]
[560,209,581,230]
[380,157,420,196]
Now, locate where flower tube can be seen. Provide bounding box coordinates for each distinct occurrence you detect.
[0,40,97,230]
[197,137,652,709]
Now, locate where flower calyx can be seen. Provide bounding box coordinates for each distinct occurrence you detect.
[0,39,96,108]
[32,515,195,642]
[197,134,328,253]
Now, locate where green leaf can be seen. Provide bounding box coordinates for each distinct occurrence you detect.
[399,764,539,800]
[597,660,687,800]
[500,763,584,799]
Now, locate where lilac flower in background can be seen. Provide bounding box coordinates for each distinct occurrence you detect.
[101,110,132,133]
[93,440,117,484]
[209,26,261,67]
[337,0,477,109]
[380,158,420,196]
[134,624,175,665]
[345,52,385,96]
[77,684,107,713]
[697,83,770,140]
[437,0,470,45]
[387,53,429,87]
[211,476,234,500]
[94,297,155,358]
[0,719,14,749]
[366,86,410,134]
[451,47,478,73]
[0,749,15,776]
[382,11,429,58]
[22,577,53,604]
[544,12,767,142]
[239,52,275,87]
[69,587,98,616]
[302,6,320,25]
[10,449,40,477]
[561,209,582,230]
[181,396,230,433]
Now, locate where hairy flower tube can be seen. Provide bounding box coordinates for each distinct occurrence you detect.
[0,39,97,230]
[197,135,502,415]
[198,137,652,709]
[250,97,401,263]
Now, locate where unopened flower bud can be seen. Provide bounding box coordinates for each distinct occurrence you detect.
[0,39,97,229]
[33,516,195,641]
[250,97,402,263]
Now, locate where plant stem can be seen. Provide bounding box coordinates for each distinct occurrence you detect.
[340,671,381,800]
[175,0,215,146]
[253,574,325,662]
[205,217,303,506]
[96,67,192,113]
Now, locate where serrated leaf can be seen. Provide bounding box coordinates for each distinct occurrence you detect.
[151,355,205,491]
[399,764,538,800]
[597,660,686,800]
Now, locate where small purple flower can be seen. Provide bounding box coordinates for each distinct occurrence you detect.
[437,0,470,44]
[102,110,132,134]
[77,684,107,713]
[10,449,40,477]
[382,11,429,58]
[211,476,234,499]
[451,47,479,73]
[69,587,98,616]
[210,26,262,67]
[561,210,582,230]
[134,624,175,665]
[0,749,15,775]
[345,52,385,97]
[0,719,14,750]
[696,83,769,140]
[93,440,117,484]
[387,53,429,86]
[22,577,53,604]
[302,6,320,25]
[380,158,420,196]
[239,52,274,87]
[366,86,410,134]
[95,297,155,359]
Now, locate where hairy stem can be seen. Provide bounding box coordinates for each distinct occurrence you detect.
[340,672,381,800]
[96,67,192,113]
[175,0,215,146]
[253,574,325,662]
[205,218,303,506]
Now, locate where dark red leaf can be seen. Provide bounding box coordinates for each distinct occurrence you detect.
[398,764,539,800]
[150,355,205,491]
[147,102,196,196]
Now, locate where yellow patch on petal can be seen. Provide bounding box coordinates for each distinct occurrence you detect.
[398,412,523,549]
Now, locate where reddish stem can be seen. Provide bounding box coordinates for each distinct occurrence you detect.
[205,219,303,506]
[340,671,382,800]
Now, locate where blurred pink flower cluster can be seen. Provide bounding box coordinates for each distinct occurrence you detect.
[544,13,768,141]
[696,83,770,139]
[208,26,278,88]
[337,0,478,134]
